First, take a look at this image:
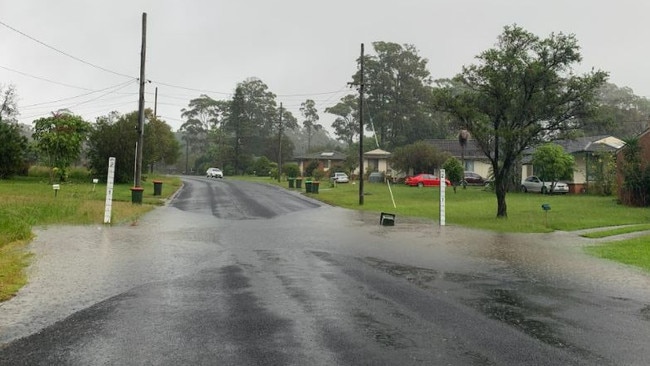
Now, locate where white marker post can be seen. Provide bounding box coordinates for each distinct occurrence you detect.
[439,169,446,226]
[104,157,116,224]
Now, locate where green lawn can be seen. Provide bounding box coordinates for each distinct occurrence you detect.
[586,237,650,272]
[0,175,181,301]
[241,177,650,233]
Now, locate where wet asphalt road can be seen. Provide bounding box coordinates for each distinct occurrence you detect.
[1,176,650,365]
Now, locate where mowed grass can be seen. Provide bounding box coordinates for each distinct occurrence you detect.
[243,177,650,233]
[0,176,181,301]
[586,237,650,272]
[580,224,650,239]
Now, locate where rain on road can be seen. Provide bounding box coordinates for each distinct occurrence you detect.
[1,177,649,365]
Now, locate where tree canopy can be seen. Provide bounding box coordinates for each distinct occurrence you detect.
[32,111,91,182]
[433,24,607,217]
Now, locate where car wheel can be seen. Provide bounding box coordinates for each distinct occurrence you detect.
[541,186,548,194]
[521,185,527,193]
[417,182,424,188]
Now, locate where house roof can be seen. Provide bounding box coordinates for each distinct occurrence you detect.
[552,135,624,153]
[364,148,392,157]
[293,151,347,161]
[424,139,485,159]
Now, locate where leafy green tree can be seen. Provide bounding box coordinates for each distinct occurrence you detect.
[0,122,27,178]
[588,149,616,196]
[583,83,650,137]
[253,156,272,176]
[300,99,321,152]
[618,137,650,206]
[223,85,252,174]
[0,85,27,178]
[352,42,435,148]
[32,111,91,182]
[87,111,138,183]
[87,110,179,183]
[0,84,18,124]
[532,143,574,193]
[442,157,464,192]
[143,115,180,172]
[180,94,225,131]
[389,141,450,175]
[282,163,300,178]
[433,25,607,217]
[326,94,358,149]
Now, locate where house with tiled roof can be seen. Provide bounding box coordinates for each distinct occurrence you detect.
[424,139,492,179]
[293,151,347,176]
[524,135,624,193]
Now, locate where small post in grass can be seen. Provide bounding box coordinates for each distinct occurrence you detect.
[52,184,60,197]
[92,178,99,192]
[541,203,551,227]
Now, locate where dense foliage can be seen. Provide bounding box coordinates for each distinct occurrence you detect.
[433,25,607,217]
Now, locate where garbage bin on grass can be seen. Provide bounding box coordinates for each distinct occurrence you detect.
[295,178,303,189]
[305,180,313,193]
[130,186,144,204]
[153,180,163,196]
[288,178,295,188]
[312,181,320,194]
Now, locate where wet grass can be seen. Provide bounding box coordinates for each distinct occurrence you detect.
[585,237,650,272]
[237,176,650,233]
[580,224,650,239]
[0,175,181,301]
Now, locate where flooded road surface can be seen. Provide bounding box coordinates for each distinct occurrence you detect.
[1,177,649,365]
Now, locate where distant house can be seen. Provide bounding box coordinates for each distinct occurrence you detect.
[293,151,347,175]
[424,139,491,179]
[524,135,624,193]
[616,128,650,204]
[363,148,392,174]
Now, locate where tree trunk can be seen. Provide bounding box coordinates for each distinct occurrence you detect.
[496,179,508,218]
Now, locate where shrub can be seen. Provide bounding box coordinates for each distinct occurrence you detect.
[283,163,300,178]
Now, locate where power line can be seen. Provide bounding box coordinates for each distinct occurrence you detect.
[20,80,138,109]
[0,19,135,79]
[0,64,95,91]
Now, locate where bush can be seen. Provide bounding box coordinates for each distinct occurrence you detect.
[67,167,91,182]
[283,163,300,178]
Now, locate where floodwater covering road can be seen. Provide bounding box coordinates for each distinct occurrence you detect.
[1,176,649,365]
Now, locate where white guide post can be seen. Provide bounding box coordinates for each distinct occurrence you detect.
[104,157,116,224]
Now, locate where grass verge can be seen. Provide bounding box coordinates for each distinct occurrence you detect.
[585,236,650,272]
[580,224,650,239]
[0,175,181,301]
[236,176,650,233]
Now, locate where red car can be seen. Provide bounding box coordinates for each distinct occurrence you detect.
[405,174,452,187]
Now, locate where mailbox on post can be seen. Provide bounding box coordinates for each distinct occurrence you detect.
[52,184,60,197]
[541,203,551,227]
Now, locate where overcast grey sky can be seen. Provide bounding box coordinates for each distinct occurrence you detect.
[2,0,650,132]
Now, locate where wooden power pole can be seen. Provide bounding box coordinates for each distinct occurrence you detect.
[278,102,283,183]
[359,43,364,205]
[135,12,147,188]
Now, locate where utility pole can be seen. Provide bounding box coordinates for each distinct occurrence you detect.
[154,86,158,118]
[135,12,147,188]
[278,102,283,183]
[358,43,364,205]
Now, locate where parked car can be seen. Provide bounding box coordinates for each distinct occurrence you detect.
[463,171,485,185]
[405,174,451,187]
[206,167,223,178]
[331,172,349,183]
[521,175,568,194]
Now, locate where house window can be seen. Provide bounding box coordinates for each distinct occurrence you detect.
[464,161,474,171]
